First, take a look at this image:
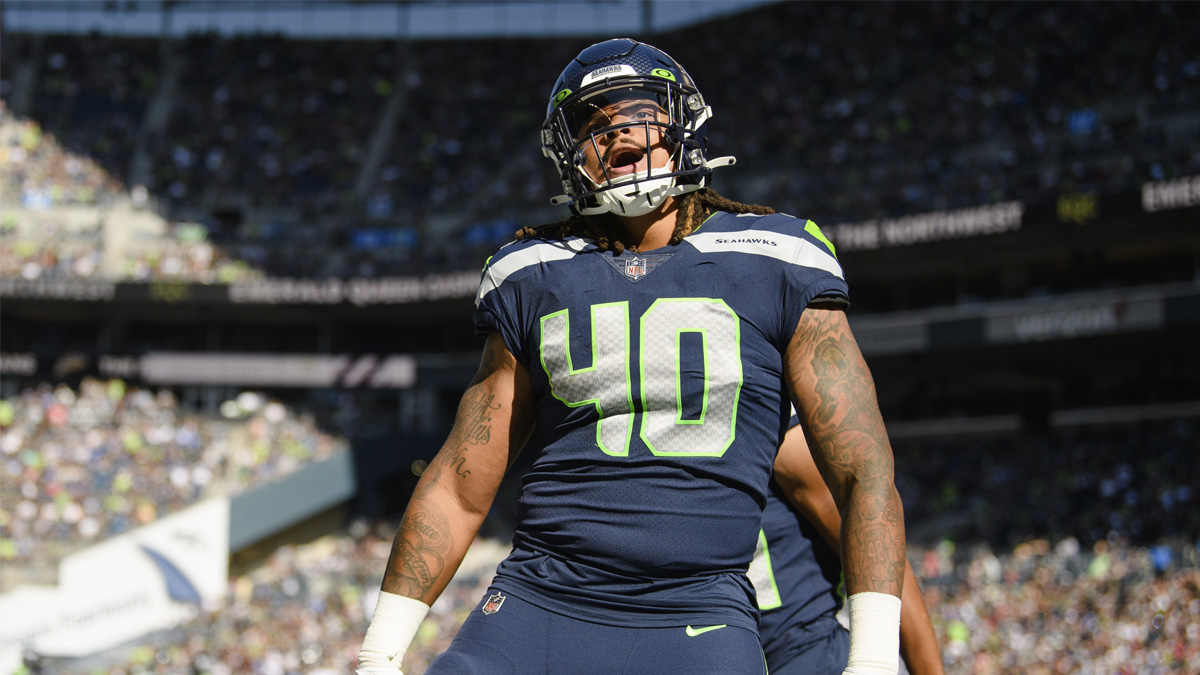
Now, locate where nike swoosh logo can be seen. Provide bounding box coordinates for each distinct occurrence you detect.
[685,624,727,637]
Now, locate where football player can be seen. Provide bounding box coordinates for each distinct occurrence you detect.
[358,38,906,675]
[753,418,944,674]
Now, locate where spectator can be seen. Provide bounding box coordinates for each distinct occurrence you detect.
[0,378,349,574]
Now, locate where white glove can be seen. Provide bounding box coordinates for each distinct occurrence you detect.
[842,591,902,675]
[356,591,431,675]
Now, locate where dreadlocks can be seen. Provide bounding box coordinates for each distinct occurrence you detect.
[514,188,775,255]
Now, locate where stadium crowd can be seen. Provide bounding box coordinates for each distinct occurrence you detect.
[0,378,348,575]
[4,412,1193,674]
[895,420,1200,549]
[153,34,395,216]
[22,31,156,203]
[55,497,1200,675]
[684,1,1200,221]
[0,100,123,211]
[3,2,1199,672]
[3,2,1199,281]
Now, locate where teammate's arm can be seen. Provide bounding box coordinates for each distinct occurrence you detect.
[783,303,906,675]
[774,425,945,675]
[358,332,534,674]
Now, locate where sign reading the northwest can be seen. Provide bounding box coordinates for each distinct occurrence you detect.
[825,202,1024,252]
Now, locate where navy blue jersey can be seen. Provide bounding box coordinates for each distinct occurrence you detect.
[473,211,847,631]
[749,415,846,669]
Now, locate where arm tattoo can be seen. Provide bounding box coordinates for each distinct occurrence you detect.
[382,505,453,597]
[792,307,905,595]
[381,335,514,599]
[437,337,508,479]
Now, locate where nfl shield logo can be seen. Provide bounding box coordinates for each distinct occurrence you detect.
[482,592,506,615]
[624,257,646,280]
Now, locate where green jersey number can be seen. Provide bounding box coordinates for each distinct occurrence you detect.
[540,298,743,458]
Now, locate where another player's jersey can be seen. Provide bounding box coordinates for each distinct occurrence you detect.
[473,210,847,630]
[749,417,846,667]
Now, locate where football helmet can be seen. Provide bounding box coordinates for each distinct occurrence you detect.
[541,38,736,217]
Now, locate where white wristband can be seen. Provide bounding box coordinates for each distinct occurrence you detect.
[357,591,431,674]
[843,591,902,675]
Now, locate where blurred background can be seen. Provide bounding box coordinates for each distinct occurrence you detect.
[0,1,1198,673]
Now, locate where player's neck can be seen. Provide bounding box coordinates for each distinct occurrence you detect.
[610,197,679,252]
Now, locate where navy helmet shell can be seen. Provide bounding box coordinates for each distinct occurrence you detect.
[545,38,696,117]
[540,38,732,217]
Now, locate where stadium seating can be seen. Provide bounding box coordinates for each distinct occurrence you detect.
[0,378,349,580]
[3,2,1198,281]
[2,2,1199,672]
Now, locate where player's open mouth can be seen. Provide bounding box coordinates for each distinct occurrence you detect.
[605,145,646,177]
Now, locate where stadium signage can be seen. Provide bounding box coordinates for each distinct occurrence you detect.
[1056,192,1100,225]
[139,352,417,388]
[346,272,479,306]
[228,271,478,306]
[825,201,1024,252]
[0,498,229,660]
[0,352,37,376]
[0,278,116,301]
[147,280,192,303]
[229,277,345,304]
[1011,305,1121,341]
[1141,174,1200,212]
[985,295,1164,344]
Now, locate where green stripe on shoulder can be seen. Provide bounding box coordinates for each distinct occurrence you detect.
[804,220,837,259]
[690,210,720,234]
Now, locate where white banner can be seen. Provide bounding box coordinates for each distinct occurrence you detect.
[139,352,416,388]
[0,497,230,661]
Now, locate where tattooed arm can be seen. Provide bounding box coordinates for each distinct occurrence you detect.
[383,332,534,602]
[783,303,904,595]
[782,303,906,675]
[773,425,944,675]
[358,333,533,673]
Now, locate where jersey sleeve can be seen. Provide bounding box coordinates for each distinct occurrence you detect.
[778,218,850,343]
[473,255,529,368]
[472,236,594,369]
